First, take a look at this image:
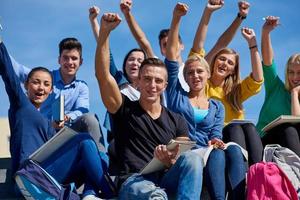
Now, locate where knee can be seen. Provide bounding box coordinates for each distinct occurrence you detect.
[120,174,167,199]
[225,145,244,161]
[180,151,202,168]
[80,113,99,126]
[208,149,225,166]
[282,126,298,138]
[223,124,243,139]
[242,123,257,134]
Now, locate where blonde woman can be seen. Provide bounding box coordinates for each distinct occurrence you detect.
[257,16,300,156]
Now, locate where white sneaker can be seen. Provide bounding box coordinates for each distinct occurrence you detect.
[82,194,103,200]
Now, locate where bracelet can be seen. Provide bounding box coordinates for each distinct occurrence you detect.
[249,45,257,50]
[237,13,247,20]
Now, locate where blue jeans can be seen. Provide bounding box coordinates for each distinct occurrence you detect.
[205,146,246,200]
[39,133,114,198]
[119,151,203,200]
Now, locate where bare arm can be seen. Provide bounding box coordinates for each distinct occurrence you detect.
[166,3,189,61]
[95,13,123,114]
[205,1,250,65]
[120,0,155,58]
[261,16,280,66]
[291,86,300,115]
[241,27,263,82]
[89,6,100,41]
[190,0,224,56]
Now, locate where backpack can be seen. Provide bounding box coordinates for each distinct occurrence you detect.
[246,162,298,200]
[263,144,300,198]
[15,159,80,200]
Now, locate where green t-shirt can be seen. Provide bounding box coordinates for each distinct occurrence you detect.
[256,61,291,137]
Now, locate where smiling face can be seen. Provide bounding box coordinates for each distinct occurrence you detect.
[212,53,237,80]
[58,49,82,82]
[287,62,300,89]
[25,69,53,108]
[138,64,167,104]
[125,51,145,83]
[184,60,209,92]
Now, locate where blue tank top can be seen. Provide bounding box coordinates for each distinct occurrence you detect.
[193,106,208,123]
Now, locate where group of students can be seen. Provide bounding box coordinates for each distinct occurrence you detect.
[0,0,299,199]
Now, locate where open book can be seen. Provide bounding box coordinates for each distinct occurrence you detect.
[52,94,64,122]
[29,127,78,163]
[262,115,300,132]
[193,142,248,167]
[140,139,196,175]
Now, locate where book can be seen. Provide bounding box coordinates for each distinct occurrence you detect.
[140,139,196,175]
[193,142,248,167]
[227,119,253,125]
[51,94,64,122]
[262,115,300,132]
[29,127,78,163]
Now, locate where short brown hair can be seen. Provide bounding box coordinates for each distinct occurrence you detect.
[59,37,82,58]
[138,58,167,80]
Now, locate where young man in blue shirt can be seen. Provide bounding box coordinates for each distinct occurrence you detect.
[10,37,105,151]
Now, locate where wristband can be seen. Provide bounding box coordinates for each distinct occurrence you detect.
[237,13,247,20]
[249,45,257,50]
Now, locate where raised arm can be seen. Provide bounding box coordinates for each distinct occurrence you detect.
[205,1,250,65]
[95,13,123,114]
[190,0,224,57]
[261,16,280,66]
[241,27,263,82]
[166,3,189,61]
[0,42,27,108]
[120,0,155,58]
[89,6,101,40]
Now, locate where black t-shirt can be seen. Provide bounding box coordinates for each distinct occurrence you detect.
[111,95,188,175]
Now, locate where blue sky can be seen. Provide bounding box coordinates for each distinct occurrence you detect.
[0,0,299,130]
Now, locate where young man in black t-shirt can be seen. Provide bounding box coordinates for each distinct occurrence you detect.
[95,13,203,199]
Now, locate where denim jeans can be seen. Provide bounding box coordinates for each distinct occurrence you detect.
[39,133,114,198]
[119,151,203,200]
[205,145,246,200]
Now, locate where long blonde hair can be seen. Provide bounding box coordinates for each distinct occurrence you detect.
[210,48,242,112]
[285,53,300,91]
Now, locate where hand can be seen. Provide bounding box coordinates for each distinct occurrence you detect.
[64,114,70,122]
[207,0,224,12]
[241,27,256,46]
[208,138,225,149]
[120,0,132,15]
[52,120,64,129]
[173,2,189,18]
[291,85,300,96]
[263,16,280,33]
[101,13,122,32]
[238,1,250,18]
[89,6,100,21]
[154,144,179,168]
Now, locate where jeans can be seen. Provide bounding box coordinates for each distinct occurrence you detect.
[205,146,246,200]
[70,113,106,152]
[119,151,203,200]
[39,133,115,198]
[223,122,263,165]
